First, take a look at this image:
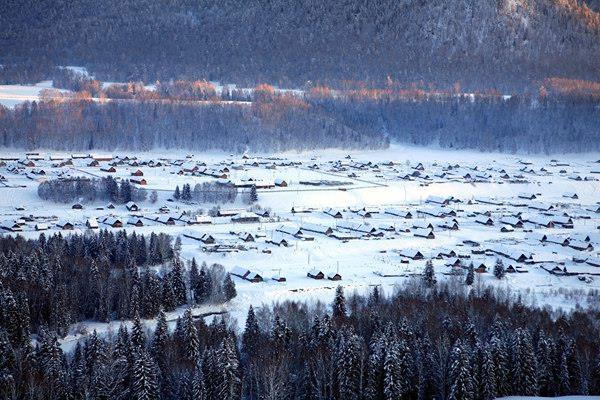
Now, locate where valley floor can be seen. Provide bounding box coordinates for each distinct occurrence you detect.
[0,144,599,349]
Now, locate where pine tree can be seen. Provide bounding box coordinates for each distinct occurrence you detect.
[423,260,437,288]
[120,180,132,203]
[511,328,538,396]
[37,328,69,399]
[217,336,241,400]
[465,263,475,286]
[332,285,347,324]
[161,277,177,312]
[536,332,554,396]
[180,308,201,364]
[222,275,237,302]
[194,264,213,304]
[130,313,147,353]
[131,351,159,400]
[173,236,182,256]
[141,271,162,318]
[249,185,258,203]
[416,336,436,400]
[182,184,192,201]
[383,339,403,400]
[493,259,506,279]
[0,329,16,399]
[557,349,571,395]
[149,190,158,204]
[473,341,496,400]
[566,339,584,395]
[2,290,30,347]
[105,176,119,202]
[189,258,200,303]
[448,340,474,400]
[173,185,181,201]
[151,308,169,367]
[114,323,132,361]
[202,348,218,399]
[241,306,261,361]
[190,368,206,400]
[490,332,509,397]
[337,329,362,400]
[170,259,187,306]
[368,285,381,307]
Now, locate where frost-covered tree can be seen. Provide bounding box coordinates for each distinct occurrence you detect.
[493,259,506,280]
[448,340,474,400]
[465,263,475,286]
[423,260,437,288]
[222,275,237,302]
[332,286,347,324]
[337,329,362,400]
[511,328,538,396]
[131,351,159,400]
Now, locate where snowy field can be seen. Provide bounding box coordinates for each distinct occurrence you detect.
[0,80,69,107]
[0,144,599,348]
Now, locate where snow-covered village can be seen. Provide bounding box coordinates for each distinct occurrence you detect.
[1,1,600,398]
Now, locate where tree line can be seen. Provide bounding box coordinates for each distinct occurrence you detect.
[173,182,238,205]
[0,95,386,152]
[1,278,599,399]
[1,82,598,153]
[38,176,147,204]
[307,88,600,154]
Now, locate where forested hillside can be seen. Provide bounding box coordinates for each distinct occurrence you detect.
[1,0,599,90]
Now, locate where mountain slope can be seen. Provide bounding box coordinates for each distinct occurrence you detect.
[0,0,598,89]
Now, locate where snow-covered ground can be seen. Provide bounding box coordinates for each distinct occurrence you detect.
[1,144,599,349]
[0,80,70,107]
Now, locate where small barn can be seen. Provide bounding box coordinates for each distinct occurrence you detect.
[238,232,255,242]
[475,216,494,226]
[127,217,144,227]
[271,275,287,282]
[397,249,424,260]
[274,178,288,187]
[126,201,139,212]
[101,166,116,173]
[102,217,123,228]
[413,228,435,239]
[35,223,48,231]
[327,272,342,281]
[199,234,216,244]
[130,178,147,185]
[231,212,260,223]
[155,215,176,225]
[56,221,74,230]
[86,218,99,229]
[307,269,325,279]
[324,208,343,219]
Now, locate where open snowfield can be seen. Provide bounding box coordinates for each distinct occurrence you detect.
[1,144,599,348]
[0,80,68,107]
